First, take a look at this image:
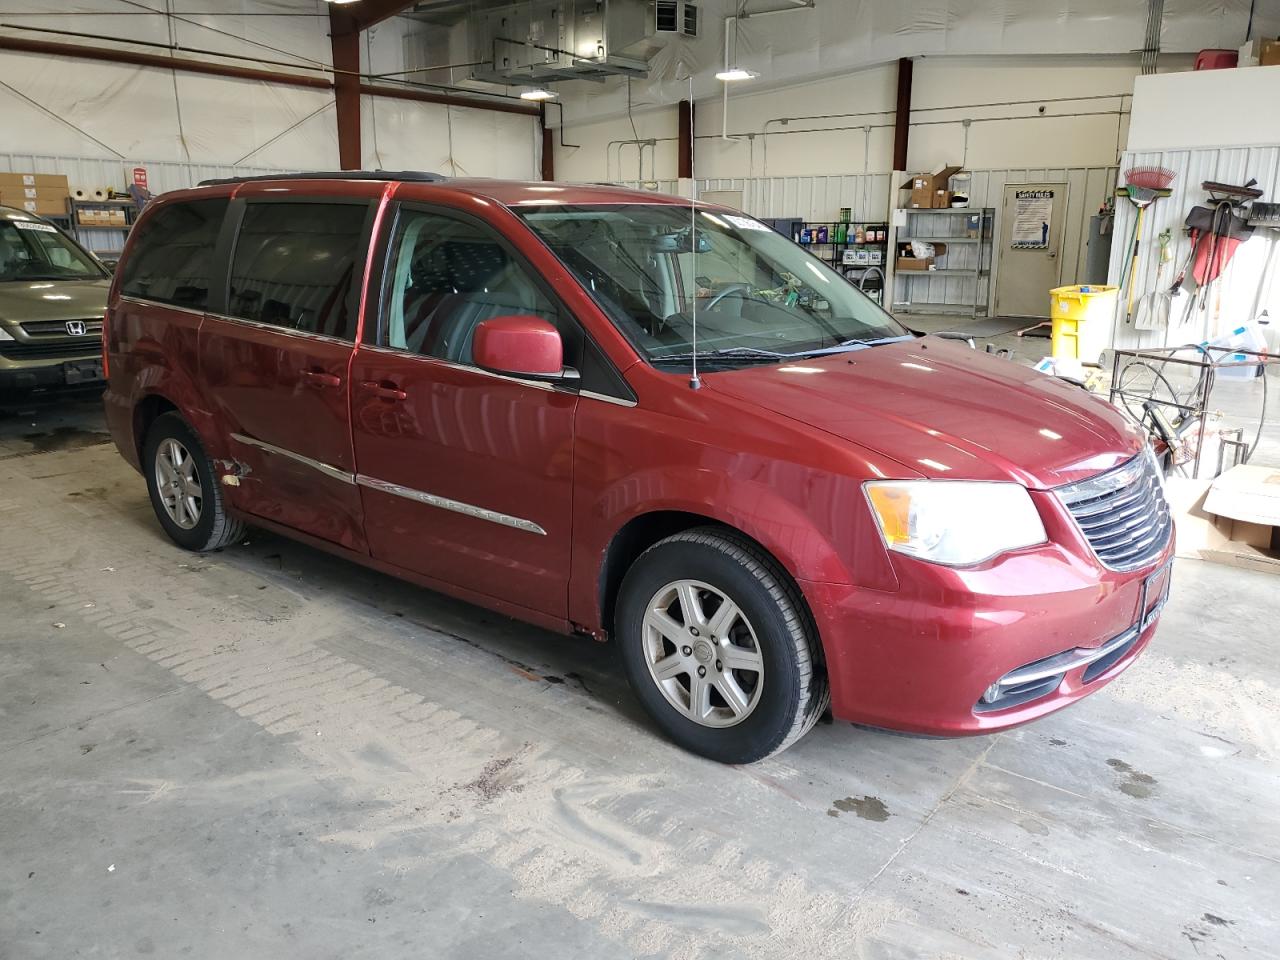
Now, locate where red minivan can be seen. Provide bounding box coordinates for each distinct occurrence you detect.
[103,172,1172,763]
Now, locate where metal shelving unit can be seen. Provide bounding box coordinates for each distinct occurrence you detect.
[891,207,995,317]
[66,197,138,261]
[797,221,889,303]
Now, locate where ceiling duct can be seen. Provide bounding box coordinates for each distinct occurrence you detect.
[470,0,665,84]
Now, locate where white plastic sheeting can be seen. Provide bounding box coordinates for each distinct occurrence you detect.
[1108,146,1280,351]
[560,0,1277,128]
[0,0,538,178]
[0,0,338,165]
[361,97,539,178]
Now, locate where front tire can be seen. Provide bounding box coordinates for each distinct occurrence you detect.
[616,527,828,763]
[143,412,244,552]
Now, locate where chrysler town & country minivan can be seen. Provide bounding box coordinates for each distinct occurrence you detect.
[103,172,1173,763]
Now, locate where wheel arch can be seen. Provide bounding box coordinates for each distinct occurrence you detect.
[132,393,179,463]
[596,510,823,659]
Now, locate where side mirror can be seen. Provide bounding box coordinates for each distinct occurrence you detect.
[473,315,571,381]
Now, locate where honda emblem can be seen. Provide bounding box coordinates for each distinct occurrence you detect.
[66,320,87,336]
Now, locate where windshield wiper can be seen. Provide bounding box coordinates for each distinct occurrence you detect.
[794,334,915,357]
[650,346,791,364]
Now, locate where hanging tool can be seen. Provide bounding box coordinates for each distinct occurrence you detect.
[1170,189,1256,312]
[1118,165,1176,322]
[1133,228,1174,331]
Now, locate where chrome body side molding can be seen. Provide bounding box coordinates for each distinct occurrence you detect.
[355,474,547,535]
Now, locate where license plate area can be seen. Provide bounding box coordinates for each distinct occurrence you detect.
[1138,560,1172,631]
[63,359,104,384]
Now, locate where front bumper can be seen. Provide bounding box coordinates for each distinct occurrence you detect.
[0,353,104,392]
[803,525,1174,737]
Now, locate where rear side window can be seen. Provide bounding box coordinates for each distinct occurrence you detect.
[119,198,227,309]
[228,202,368,342]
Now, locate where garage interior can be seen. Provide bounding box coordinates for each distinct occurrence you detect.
[2,2,1279,958]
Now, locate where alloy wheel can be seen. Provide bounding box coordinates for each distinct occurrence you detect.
[154,437,202,530]
[642,579,764,728]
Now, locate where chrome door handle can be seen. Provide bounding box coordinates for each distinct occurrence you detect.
[302,369,342,388]
[361,380,407,401]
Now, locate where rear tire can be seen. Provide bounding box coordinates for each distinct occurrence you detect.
[616,527,828,764]
[143,412,245,552]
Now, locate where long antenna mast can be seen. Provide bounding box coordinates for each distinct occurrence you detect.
[688,74,701,391]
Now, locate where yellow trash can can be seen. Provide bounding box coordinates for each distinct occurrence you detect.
[1050,285,1118,363]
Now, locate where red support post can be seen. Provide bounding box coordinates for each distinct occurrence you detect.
[893,57,913,173]
[678,99,694,180]
[330,10,362,171]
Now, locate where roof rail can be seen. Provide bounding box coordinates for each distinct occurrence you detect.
[197,170,448,187]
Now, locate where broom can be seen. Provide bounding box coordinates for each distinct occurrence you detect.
[1120,165,1176,320]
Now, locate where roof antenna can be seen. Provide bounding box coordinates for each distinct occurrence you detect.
[686,73,701,391]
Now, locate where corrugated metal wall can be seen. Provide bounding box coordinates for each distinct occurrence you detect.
[0,152,279,195]
[0,152,281,255]
[1109,145,1280,350]
[621,166,1118,315]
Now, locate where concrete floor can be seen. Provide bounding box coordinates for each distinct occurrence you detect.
[2,392,1278,960]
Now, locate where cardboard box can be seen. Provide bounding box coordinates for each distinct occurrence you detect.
[1204,465,1280,526]
[1,193,66,216]
[1196,464,1280,574]
[0,172,69,192]
[1261,39,1280,67]
[934,189,953,208]
[902,165,963,208]
[896,256,934,271]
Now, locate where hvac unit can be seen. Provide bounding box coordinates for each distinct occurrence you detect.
[655,1,698,37]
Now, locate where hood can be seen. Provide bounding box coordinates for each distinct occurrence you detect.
[0,278,110,325]
[706,337,1144,489]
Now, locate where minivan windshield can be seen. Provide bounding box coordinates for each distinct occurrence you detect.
[516,203,908,369]
[0,217,104,282]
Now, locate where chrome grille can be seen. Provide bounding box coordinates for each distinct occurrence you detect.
[19,319,102,338]
[1055,449,1171,572]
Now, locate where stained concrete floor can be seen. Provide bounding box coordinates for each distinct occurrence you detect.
[1,392,1278,960]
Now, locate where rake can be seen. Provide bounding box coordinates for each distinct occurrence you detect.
[1119,165,1176,320]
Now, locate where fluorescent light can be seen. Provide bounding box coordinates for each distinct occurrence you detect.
[715,68,757,82]
[520,88,557,101]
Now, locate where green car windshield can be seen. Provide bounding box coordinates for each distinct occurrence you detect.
[0,216,104,282]
[516,203,908,368]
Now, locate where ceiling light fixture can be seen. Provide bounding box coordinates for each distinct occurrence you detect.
[520,88,557,101]
[715,67,756,82]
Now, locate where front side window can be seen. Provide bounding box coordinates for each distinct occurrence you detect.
[229,202,368,341]
[119,198,226,308]
[516,204,909,369]
[381,208,558,365]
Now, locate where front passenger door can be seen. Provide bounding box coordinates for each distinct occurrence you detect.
[349,205,578,619]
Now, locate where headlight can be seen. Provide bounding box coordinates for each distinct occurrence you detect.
[864,480,1047,566]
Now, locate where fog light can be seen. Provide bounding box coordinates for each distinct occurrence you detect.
[981,681,1002,704]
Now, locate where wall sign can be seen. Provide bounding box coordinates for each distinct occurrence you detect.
[1011,189,1053,249]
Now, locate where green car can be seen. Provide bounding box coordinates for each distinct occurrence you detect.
[0,205,111,393]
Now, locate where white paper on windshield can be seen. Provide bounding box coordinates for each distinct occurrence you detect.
[12,220,57,233]
[725,215,769,232]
